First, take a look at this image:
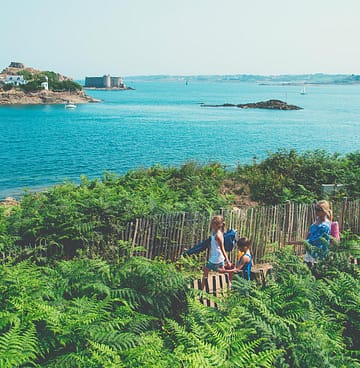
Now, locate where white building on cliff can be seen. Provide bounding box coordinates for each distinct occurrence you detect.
[5,75,27,86]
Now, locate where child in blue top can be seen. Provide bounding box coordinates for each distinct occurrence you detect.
[227,238,253,281]
[304,200,332,264]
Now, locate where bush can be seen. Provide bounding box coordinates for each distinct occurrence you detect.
[2,83,13,91]
[51,79,82,92]
[19,80,43,92]
[237,149,360,204]
[18,71,82,93]
[18,69,33,80]
[1,163,230,260]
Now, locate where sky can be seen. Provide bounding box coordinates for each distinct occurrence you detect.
[1,0,360,78]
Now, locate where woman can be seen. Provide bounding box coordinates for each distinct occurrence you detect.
[304,200,332,265]
[201,215,231,289]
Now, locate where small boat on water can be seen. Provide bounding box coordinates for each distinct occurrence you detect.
[300,86,307,95]
[65,102,77,109]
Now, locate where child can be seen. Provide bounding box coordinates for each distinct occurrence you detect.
[228,237,253,281]
[201,215,231,289]
[304,200,332,264]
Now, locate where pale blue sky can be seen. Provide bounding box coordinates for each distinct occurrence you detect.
[1,0,359,78]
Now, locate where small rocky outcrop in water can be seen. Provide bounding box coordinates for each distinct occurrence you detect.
[201,99,302,110]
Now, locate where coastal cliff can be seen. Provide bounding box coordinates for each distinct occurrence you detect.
[0,62,99,105]
[0,89,99,105]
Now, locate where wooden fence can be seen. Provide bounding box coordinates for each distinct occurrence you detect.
[119,199,360,263]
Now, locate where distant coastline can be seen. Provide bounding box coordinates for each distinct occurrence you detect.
[125,73,360,85]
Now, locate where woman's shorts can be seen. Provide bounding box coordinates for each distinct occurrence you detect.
[205,261,224,272]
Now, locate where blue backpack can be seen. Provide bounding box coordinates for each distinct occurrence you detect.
[224,229,237,252]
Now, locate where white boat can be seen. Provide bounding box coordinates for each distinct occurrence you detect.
[65,102,77,109]
[300,86,307,95]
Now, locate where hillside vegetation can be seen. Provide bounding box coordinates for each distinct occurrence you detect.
[0,64,82,93]
[0,149,360,367]
[1,150,359,260]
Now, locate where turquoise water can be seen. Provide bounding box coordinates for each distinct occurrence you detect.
[1,81,360,198]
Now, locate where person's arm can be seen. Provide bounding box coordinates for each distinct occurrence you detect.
[216,233,230,265]
[287,232,310,245]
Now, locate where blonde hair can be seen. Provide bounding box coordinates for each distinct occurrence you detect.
[211,215,226,233]
[316,200,333,222]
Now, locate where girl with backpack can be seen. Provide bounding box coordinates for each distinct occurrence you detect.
[201,215,231,289]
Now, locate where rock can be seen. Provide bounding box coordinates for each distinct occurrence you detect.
[201,99,302,110]
[9,62,24,69]
[0,89,99,105]
[0,197,18,207]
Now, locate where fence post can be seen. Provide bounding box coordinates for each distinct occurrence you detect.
[132,218,139,248]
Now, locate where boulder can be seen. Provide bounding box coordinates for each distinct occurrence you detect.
[0,197,18,207]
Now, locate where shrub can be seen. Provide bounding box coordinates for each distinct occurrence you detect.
[2,83,13,91]
[237,149,359,204]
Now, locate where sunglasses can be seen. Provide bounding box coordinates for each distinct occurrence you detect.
[315,207,324,212]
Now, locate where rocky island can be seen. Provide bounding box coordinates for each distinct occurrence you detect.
[0,62,99,105]
[201,99,302,110]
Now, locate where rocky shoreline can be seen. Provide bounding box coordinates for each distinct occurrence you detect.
[201,99,302,110]
[0,89,100,105]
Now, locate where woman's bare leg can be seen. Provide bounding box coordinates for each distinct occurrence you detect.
[201,267,210,290]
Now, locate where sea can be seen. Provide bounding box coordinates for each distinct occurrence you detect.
[0,80,360,198]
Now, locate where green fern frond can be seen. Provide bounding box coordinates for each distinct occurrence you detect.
[0,323,39,368]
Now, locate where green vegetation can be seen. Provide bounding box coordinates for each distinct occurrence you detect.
[42,71,82,92]
[0,163,229,259]
[2,84,13,91]
[18,69,33,80]
[0,151,359,260]
[0,150,359,366]
[18,70,82,93]
[0,69,83,93]
[234,149,360,204]
[0,237,359,367]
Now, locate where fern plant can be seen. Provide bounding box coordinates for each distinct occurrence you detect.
[165,298,282,368]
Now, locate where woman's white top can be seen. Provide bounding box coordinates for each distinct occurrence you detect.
[209,234,225,264]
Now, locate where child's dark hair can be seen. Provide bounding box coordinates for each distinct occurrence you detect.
[237,237,254,264]
[237,237,251,249]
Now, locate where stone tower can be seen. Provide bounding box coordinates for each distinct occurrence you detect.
[103,74,111,88]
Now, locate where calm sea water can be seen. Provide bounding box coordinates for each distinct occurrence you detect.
[0,81,360,198]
